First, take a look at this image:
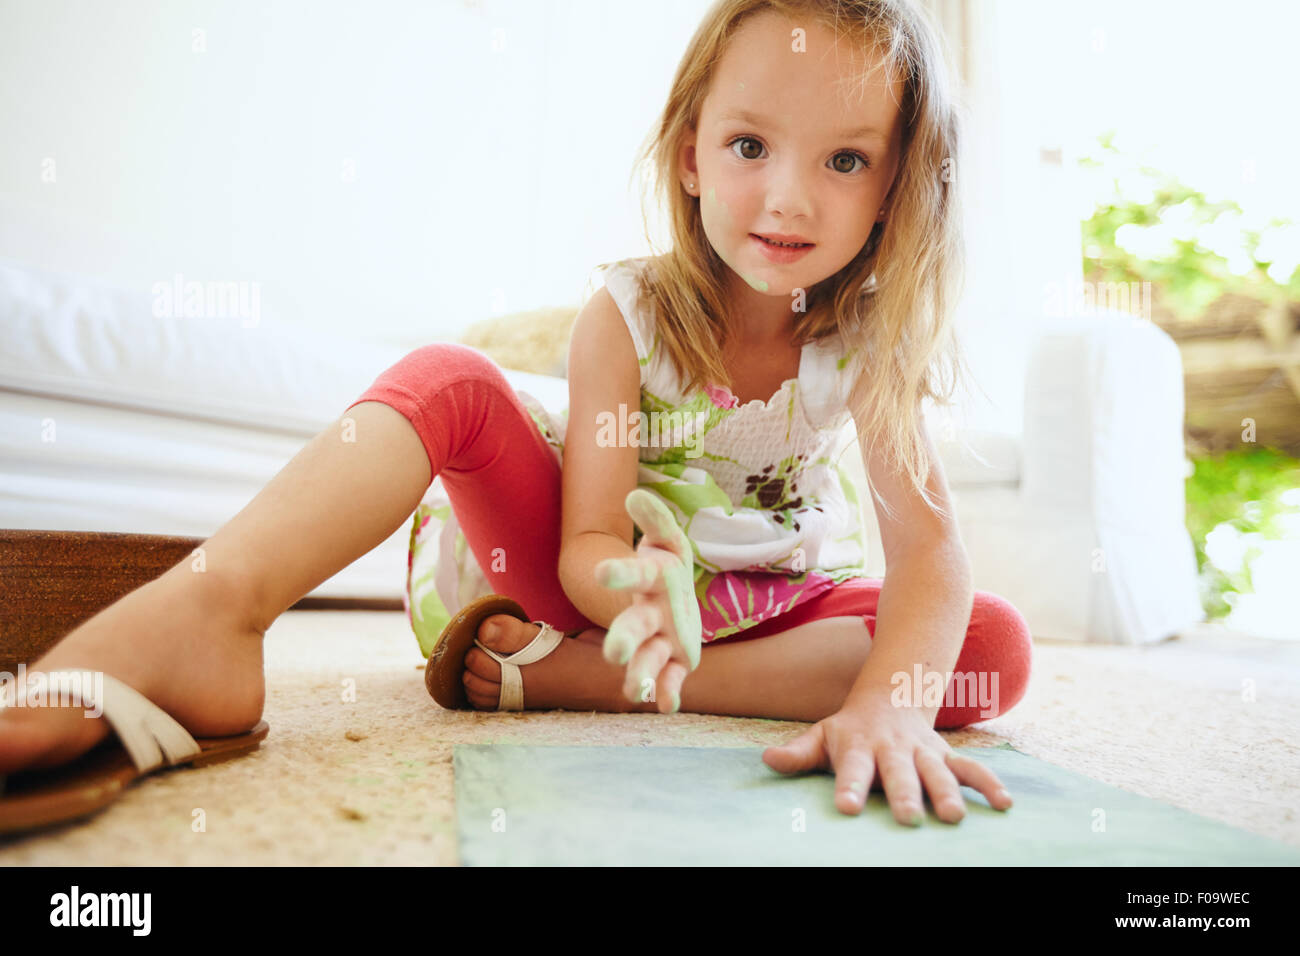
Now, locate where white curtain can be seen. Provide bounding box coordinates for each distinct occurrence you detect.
[920,0,1087,437]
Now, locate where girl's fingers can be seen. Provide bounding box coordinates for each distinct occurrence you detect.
[623,634,671,704]
[625,489,691,561]
[617,491,702,670]
[659,561,702,670]
[656,660,690,714]
[602,602,660,666]
[830,746,877,816]
[915,747,966,824]
[945,752,1014,811]
[876,746,925,826]
[596,553,701,671]
[596,556,661,592]
[761,723,829,775]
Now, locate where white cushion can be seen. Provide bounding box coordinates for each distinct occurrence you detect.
[0,258,405,435]
[932,428,1021,486]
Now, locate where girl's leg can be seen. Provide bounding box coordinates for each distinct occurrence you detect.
[378,350,1032,724]
[0,343,583,772]
[686,580,1029,728]
[677,583,1033,725]
[348,344,592,631]
[470,580,1033,725]
[0,397,431,774]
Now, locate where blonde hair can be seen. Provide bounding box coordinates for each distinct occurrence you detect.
[603,0,972,521]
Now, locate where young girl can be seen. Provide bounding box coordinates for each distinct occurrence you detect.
[1,0,1030,828]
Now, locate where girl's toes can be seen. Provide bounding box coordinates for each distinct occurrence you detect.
[462,615,543,710]
[476,615,538,655]
[462,669,501,709]
[464,646,498,680]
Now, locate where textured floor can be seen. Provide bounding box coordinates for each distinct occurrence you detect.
[2,611,1297,865]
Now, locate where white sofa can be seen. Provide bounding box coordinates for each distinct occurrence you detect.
[838,313,1206,644]
[0,258,1203,643]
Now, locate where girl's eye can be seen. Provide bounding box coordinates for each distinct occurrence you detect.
[831,151,871,174]
[727,136,871,174]
[729,136,764,161]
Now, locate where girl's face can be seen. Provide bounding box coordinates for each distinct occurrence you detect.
[680,11,904,310]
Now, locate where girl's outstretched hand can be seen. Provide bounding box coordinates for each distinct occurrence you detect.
[595,489,702,714]
[762,693,1014,823]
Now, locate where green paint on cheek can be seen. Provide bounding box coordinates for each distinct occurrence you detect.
[703,186,727,232]
[703,187,769,293]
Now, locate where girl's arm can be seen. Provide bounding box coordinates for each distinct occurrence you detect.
[846,410,973,713]
[557,287,703,712]
[763,395,1013,824]
[556,286,642,629]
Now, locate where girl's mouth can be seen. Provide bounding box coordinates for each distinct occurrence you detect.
[751,234,815,263]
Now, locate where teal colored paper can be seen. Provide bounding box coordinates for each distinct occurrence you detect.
[453,743,1300,866]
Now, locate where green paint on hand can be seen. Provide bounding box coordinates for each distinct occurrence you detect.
[598,558,652,591]
[626,488,683,547]
[597,491,703,674]
[662,561,702,671]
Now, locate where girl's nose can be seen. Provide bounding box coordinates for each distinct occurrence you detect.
[763,165,813,220]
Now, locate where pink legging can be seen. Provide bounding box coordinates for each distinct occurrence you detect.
[346,343,1032,729]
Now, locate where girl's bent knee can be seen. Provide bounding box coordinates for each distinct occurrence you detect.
[399,342,505,388]
[935,591,1033,730]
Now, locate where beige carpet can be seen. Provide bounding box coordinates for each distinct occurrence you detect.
[2,610,1297,865]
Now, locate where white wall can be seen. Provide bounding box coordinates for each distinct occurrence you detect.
[933,0,1089,436]
[940,0,1300,434]
[0,0,711,347]
[1,0,1096,439]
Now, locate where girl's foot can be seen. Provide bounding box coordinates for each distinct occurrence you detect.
[462,615,651,713]
[0,565,266,775]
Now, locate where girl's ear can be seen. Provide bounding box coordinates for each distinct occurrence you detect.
[876,184,896,222]
[677,135,699,186]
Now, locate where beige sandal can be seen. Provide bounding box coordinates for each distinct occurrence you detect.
[423,593,580,711]
[0,670,268,834]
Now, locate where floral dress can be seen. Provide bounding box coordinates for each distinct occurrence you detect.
[403,256,872,657]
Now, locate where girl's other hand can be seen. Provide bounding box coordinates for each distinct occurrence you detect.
[762,693,1014,823]
[595,489,702,714]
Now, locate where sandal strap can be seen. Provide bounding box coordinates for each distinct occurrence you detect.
[473,621,565,711]
[69,670,202,772]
